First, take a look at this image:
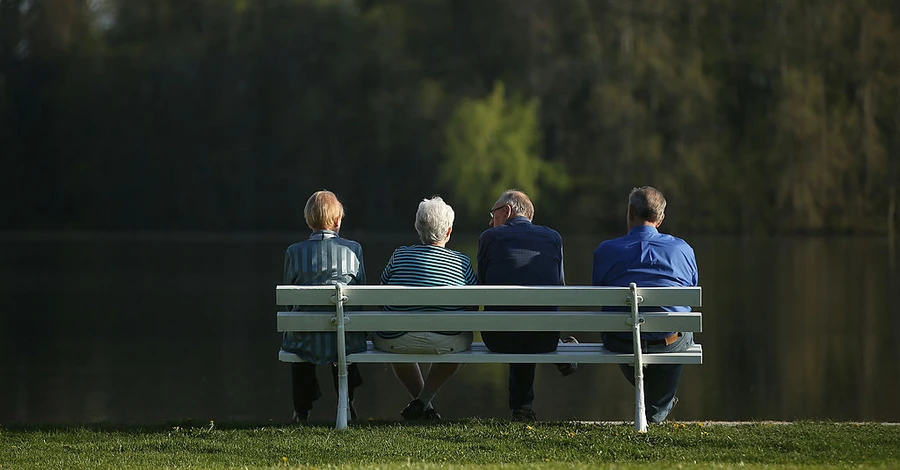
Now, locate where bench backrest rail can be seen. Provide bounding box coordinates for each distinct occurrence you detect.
[276,285,701,308]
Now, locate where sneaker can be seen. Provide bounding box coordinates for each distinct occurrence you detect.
[650,396,679,424]
[292,410,310,422]
[422,407,443,421]
[555,336,579,377]
[511,408,537,422]
[400,399,426,420]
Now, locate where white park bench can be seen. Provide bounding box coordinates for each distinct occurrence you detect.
[276,283,703,432]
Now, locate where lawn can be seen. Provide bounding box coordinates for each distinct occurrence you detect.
[1,420,897,469]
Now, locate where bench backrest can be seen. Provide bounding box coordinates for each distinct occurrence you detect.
[276,285,702,334]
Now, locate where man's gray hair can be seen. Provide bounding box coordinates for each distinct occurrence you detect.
[495,189,535,220]
[628,186,667,223]
[415,196,455,244]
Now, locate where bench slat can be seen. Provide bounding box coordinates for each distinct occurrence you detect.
[276,285,701,308]
[278,342,703,365]
[277,310,702,333]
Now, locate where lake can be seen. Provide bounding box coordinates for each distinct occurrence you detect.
[1,232,898,424]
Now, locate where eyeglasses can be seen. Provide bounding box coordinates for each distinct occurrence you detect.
[489,205,507,219]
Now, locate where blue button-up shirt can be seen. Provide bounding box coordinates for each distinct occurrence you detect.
[591,225,698,340]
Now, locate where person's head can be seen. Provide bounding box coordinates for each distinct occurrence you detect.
[627,186,666,228]
[489,189,534,228]
[304,190,344,232]
[415,196,456,245]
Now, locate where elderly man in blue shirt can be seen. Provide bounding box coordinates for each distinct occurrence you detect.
[592,186,698,424]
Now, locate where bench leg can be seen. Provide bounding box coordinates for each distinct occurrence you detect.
[630,283,648,433]
[334,284,349,430]
[336,361,349,430]
[634,362,648,432]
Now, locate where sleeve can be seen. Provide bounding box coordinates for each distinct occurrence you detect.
[557,237,566,286]
[380,250,394,285]
[464,257,477,285]
[591,244,607,286]
[687,246,699,287]
[283,248,294,285]
[476,232,489,284]
[355,244,367,285]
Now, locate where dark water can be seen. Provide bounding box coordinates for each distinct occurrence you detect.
[2,232,898,424]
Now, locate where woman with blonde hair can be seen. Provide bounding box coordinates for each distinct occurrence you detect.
[281,190,367,421]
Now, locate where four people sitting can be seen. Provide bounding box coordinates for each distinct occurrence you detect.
[282,187,698,423]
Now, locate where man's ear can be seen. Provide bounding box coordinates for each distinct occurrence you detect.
[446,226,453,239]
[655,213,665,228]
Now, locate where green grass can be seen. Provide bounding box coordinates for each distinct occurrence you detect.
[1,420,897,469]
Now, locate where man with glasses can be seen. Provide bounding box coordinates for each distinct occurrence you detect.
[477,189,573,421]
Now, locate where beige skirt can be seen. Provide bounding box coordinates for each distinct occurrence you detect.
[373,331,473,354]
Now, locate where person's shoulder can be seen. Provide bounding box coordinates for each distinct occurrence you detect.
[477,226,502,246]
[336,237,363,249]
[389,245,420,258]
[443,246,473,262]
[659,233,694,249]
[594,234,628,253]
[285,240,307,253]
[532,223,562,240]
[479,225,502,238]
[330,237,363,254]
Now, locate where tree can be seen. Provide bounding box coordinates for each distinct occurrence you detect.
[440,81,568,218]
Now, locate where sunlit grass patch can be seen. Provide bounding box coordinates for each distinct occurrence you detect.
[0,420,896,469]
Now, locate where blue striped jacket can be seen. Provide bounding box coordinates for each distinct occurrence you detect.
[280,230,368,364]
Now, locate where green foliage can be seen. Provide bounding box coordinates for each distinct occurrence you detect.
[441,81,569,216]
[3,0,900,234]
[0,421,898,469]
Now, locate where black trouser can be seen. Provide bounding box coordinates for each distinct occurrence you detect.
[481,331,559,410]
[291,362,363,414]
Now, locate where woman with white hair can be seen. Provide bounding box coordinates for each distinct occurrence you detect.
[375,196,476,420]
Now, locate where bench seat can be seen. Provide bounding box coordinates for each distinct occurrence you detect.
[279,341,702,365]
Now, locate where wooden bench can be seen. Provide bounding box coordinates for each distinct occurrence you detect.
[276,283,702,432]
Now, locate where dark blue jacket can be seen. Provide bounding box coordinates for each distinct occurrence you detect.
[476,216,565,288]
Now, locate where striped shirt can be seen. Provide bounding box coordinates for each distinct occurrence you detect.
[280,230,368,364]
[378,244,477,338]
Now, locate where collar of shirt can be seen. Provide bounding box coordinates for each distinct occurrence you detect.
[506,216,532,226]
[628,225,659,237]
[308,230,338,241]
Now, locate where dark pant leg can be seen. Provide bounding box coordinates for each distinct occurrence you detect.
[615,363,683,423]
[330,363,364,402]
[291,362,322,414]
[482,332,559,410]
[602,333,686,423]
[482,332,559,353]
[508,363,536,410]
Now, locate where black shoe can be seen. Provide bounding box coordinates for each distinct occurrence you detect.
[511,408,537,422]
[292,410,310,422]
[401,399,426,420]
[422,407,443,421]
[555,336,579,377]
[401,399,442,421]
